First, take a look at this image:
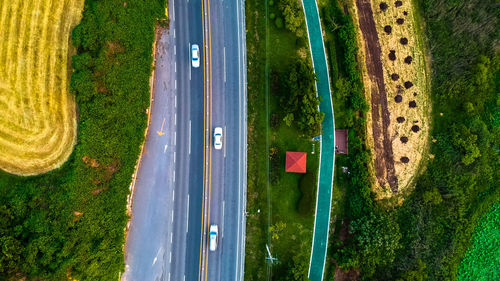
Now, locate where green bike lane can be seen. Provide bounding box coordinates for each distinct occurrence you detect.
[301,0,335,280]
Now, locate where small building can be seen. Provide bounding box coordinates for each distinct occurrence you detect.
[335,129,348,155]
[285,151,307,173]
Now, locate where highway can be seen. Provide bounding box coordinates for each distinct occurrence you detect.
[122,0,246,280]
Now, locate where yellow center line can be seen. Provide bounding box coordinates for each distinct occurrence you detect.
[204,0,213,279]
[198,0,208,278]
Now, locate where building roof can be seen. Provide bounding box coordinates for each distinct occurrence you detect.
[285,151,307,173]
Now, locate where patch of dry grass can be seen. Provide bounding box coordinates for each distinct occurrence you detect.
[372,0,430,197]
[351,0,430,199]
[0,0,83,175]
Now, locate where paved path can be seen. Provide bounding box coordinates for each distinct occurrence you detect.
[301,0,336,280]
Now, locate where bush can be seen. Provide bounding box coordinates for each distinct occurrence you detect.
[279,0,304,32]
[275,17,284,29]
[280,59,324,137]
[270,12,276,20]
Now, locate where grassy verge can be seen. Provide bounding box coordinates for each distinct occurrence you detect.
[244,0,321,280]
[0,1,165,280]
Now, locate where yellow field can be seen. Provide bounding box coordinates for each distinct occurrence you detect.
[0,0,84,175]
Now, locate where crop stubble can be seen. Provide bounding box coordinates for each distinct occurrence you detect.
[0,0,84,175]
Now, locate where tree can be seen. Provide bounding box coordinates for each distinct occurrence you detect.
[279,0,304,33]
[280,60,323,137]
[451,124,481,166]
[346,212,402,277]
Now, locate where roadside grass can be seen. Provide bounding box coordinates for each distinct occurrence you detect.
[245,0,320,280]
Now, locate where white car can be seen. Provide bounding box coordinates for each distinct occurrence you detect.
[213,127,223,150]
[209,224,218,252]
[191,44,200,68]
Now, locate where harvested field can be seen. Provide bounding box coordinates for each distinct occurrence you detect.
[0,0,83,175]
[352,0,430,197]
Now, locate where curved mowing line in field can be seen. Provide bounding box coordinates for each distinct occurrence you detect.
[0,0,84,175]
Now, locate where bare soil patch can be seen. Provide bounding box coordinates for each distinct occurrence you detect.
[395,95,402,103]
[391,73,400,80]
[384,25,392,34]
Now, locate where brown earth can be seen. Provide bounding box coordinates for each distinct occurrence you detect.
[355,0,398,192]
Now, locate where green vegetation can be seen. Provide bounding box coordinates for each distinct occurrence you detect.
[245,0,322,280]
[320,0,499,280]
[458,202,500,281]
[0,0,165,279]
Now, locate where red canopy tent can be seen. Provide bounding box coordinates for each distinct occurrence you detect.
[285,151,307,173]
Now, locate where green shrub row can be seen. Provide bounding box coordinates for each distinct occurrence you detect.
[0,1,165,280]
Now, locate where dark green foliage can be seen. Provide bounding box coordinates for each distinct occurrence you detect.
[279,0,304,33]
[280,59,324,137]
[275,17,284,29]
[298,163,317,216]
[0,0,165,280]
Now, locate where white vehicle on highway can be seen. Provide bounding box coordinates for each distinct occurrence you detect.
[213,127,223,150]
[191,44,200,68]
[209,224,218,251]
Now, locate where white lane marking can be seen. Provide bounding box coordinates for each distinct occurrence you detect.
[174,151,176,163]
[168,273,171,281]
[171,210,174,223]
[170,232,173,243]
[189,120,192,155]
[189,43,192,80]
[224,125,227,158]
[152,257,157,265]
[175,95,177,108]
[172,0,175,21]
[186,194,190,233]
[175,79,177,89]
[175,62,177,72]
[164,144,168,153]
[174,114,177,126]
[174,131,177,146]
[169,252,172,263]
[172,189,175,201]
[174,45,176,55]
[224,47,226,83]
[173,170,176,182]
[222,200,225,238]
[173,29,176,38]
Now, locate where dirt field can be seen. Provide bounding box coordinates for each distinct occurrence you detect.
[0,0,83,175]
[352,0,430,197]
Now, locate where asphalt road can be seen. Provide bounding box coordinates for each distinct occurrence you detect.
[122,0,246,280]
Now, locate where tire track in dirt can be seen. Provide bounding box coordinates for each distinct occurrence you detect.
[355,0,398,191]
